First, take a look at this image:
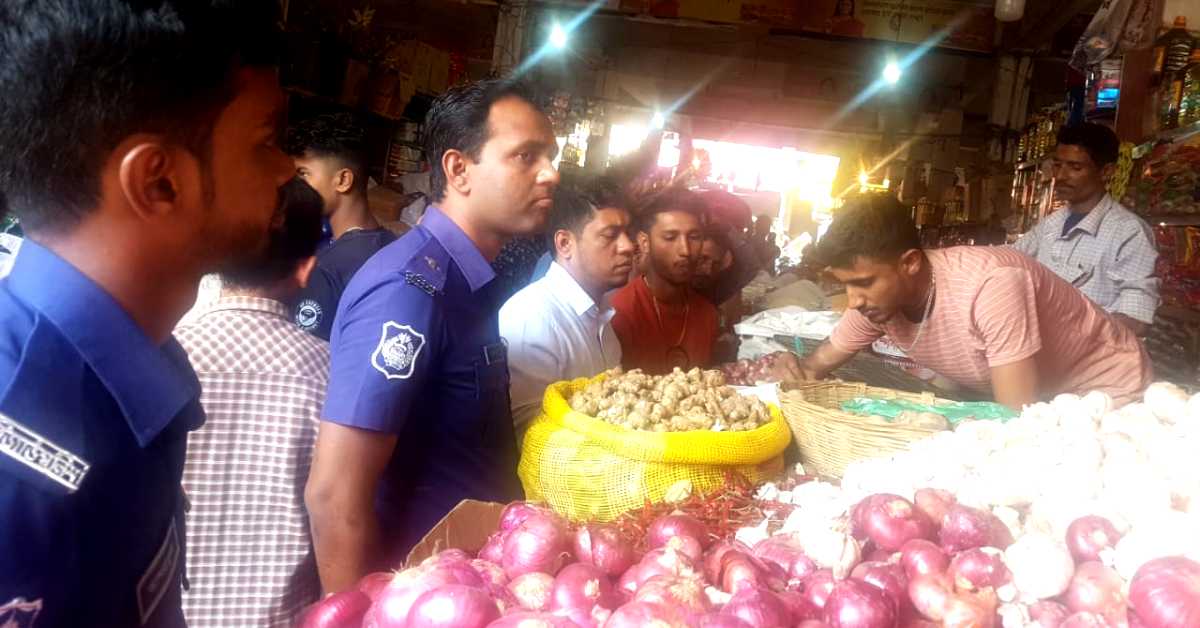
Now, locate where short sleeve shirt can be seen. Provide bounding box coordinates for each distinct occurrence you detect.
[611,277,720,374]
[294,228,397,341]
[829,246,1152,404]
[323,207,521,559]
[0,240,204,627]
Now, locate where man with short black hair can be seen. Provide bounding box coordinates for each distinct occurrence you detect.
[797,194,1151,408]
[1014,123,1159,335]
[306,78,560,592]
[611,190,721,373]
[288,113,397,340]
[176,178,327,628]
[501,183,634,433]
[0,0,293,624]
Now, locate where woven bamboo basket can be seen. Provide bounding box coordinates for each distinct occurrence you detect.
[780,381,952,479]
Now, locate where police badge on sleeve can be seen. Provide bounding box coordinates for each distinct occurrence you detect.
[371,322,426,380]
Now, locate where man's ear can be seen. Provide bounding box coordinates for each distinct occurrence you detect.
[1100,162,1116,183]
[554,229,574,261]
[118,140,183,221]
[443,149,471,197]
[294,256,318,289]
[637,230,650,253]
[334,168,355,194]
[898,248,923,278]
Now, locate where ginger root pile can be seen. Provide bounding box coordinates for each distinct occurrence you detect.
[568,367,771,432]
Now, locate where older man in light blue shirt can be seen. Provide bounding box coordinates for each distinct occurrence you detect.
[1013,123,1159,335]
[501,184,635,433]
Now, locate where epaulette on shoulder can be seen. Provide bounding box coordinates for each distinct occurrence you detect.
[403,237,450,297]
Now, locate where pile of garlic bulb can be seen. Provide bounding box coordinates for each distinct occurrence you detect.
[838,382,1200,579]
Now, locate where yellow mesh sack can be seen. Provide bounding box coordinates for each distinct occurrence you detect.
[518,375,791,522]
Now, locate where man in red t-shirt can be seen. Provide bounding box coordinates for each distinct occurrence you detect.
[612,190,720,373]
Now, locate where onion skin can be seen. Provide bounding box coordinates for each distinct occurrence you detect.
[500,502,545,532]
[358,572,394,602]
[852,561,910,615]
[705,541,749,585]
[722,551,770,594]
[299,589,371,628]
[1029,601,1071,628]
[551,563,620,611]
[823,579,898,628]
[405,584,500,628]
[1128,556,1200,628]
[697,613,755,627]
[914,488,956,529]
[479,531,509,564]
[1065,517,1123,564]
[603,601,686,627]
[470,559,508,587]
[908,572,955,621]
[900,539,950,580]
[663,534,705,564]
[509,572,555,611]
[502,512,572,579]
[485,611,580,627]
[941,589,998,628]
[940,506,1013,554]
[648,513,711,549]
[800,570,838,612]
[1063,562,1125,616]
[1058,612,1110,628]
[574,524,638,577]
[947,548,1010,592]
[634,575,711,615]
[754,536,817,583]
[723,587,792,628]
[859,494,935,552]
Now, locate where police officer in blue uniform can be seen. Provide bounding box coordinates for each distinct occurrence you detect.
[0,2,293,625]
[306,79,561,593]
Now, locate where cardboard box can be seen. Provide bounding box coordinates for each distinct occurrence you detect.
[404,499,506,567]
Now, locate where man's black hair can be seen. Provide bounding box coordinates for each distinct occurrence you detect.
[545,176,631,260]
[286,112,369,191]
[220,178,323,290]
[808,193,919,269]
[633,189,706,234]
[0,0,281,234]
[1057,123,1120,168]
[423,78,540,203]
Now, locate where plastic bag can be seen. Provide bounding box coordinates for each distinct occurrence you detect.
[840,397,1017,425]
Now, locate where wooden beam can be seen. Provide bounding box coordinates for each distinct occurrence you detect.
[1016,0,1100,50]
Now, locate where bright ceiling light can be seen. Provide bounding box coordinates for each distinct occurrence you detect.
[858,171,870,186]
[651,111,666,129]
[550,23,568,50]
[883,61,902,85]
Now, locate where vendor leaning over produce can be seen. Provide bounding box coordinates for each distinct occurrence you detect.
[1013,123,1159,336]
[305,79,561,592]
[797,194,1152,409]
[500,181,634,436]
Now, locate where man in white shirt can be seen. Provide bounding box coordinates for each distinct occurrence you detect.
[1013,123,1159,335]
[500,182,635,434]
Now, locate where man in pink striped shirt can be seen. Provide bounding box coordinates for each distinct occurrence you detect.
[797,195,1151,408]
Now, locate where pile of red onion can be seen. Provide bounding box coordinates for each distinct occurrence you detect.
[297,493,1200,628]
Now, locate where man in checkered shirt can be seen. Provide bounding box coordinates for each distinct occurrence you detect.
[1014,123,1159,336]
[175,178,327,627]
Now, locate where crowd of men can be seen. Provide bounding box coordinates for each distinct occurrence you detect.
[0,2,1163,627]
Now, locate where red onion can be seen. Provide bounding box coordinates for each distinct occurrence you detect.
[424,548,474,566]
[479,531,508,564]
[1058,612,1110,628]
[859,494,935,552]
[470,559,508,587]
[721,551,770,594]
[509,572,554,611]
[500,502,545,532]
[635,575,710,615]
[705,541,748,585]
[372,563,487,626]
[648,513,710,549]
[502,512,571,579]
[824,579,898,628]
[1065,517,1123,564]
[779,588,821,623]
[551,563,620,611]
[899,539,949,580]
[697,613,755,627]
[617,546,698,596]
[799,570,838,612]
[798,622,833,628]
[947,548,1010,592]
[299,589,371,628]
[1128,556,1200,628]
[405,584,500,628]
[941,590,998,628]
[899,620,940,628]
[908,572,955,621]
[865,545,898,564]
[603,601,687,627]
[1063,562,1125,616]
[940,506,1012,554]
[1029,601,1071,628]
[552,603,612,628]
[617,563,645,597]
[914,488,956,528]
[574,523,638,577]
[488,582,520,615]
[852,561,910,614]
[484,611,580,627]
[723,587,792,628]
[664,534,705,563]
[358,572,394,602]
[754,536,818,582]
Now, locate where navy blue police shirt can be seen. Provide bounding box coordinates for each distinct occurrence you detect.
[0,240,203,627]
[323,207,522,559]
[294,227,397,341]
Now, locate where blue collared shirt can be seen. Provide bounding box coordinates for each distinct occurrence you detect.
[324,207,521,559]
[0,240,203,627]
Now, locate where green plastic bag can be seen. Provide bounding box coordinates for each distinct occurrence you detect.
[840,397,1017,425]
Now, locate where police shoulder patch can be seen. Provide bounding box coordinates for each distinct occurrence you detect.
[0,412,90,492]
[295,299,323,331]
[371,322,427,380]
